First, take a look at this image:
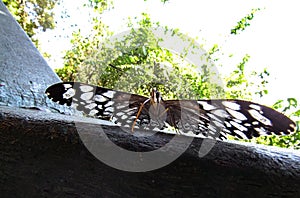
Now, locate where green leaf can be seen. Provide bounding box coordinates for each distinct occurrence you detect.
[288,98,298,108]
[293,110,300,117]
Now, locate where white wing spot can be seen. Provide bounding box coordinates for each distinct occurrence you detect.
[197,101,216,110]
[232,118,242,123]
[198,120,205,125]
[249,104,261,111]
[198,124,207,131]
[220,131,228,138]
[116,112,124,116]
[104,101,114,107]
[252,121,259,125]
[97,105,103,109]
[248,109,272,126]
[126,120,132,124]
[103,111,110,116]
[234,130,248,139]
[211,109,230,118]
[89,109,98,116]
[224,121,231,128]
[121,114,128,120]
[106,107,114,112]
[80,85,94,92]
[94,95,107,102]
[85,103,97,110]
[222,101,240,110]
[102,91,116,98]
[63,84,73,89]
[80,92,93,101]
[244,123,251,127]
[254,127,269,135]
[226,108,247,121]
[290,123,296,129]
[230,121,247,131]
[63,88,76,99]
[223,128,231,134]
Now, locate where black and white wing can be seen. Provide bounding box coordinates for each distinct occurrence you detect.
[163,99,296,139]
[45,82,159,130]
[46,82,296,140]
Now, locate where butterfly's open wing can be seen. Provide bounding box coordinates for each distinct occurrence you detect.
[46,82,296,139]
[163,99,296,139]
[45,82,157,130]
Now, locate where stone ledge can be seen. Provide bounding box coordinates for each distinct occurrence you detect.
[1,105,300,197]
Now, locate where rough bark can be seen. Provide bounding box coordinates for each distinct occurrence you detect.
[0,1,300,198]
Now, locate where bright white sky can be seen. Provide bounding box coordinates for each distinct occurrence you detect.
[38,0,300,106]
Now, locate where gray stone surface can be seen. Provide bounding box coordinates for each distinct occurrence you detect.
[1,105,300,197]
[0,1,63,110]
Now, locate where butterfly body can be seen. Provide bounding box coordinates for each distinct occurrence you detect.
[45,82,296,140]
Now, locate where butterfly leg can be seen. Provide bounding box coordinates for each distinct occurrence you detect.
[131,103,145,132]
[131,99,150,132]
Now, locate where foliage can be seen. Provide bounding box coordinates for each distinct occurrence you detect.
[55,0,113,80]
[57,13,223,100]
[84,0,114,13]
[144,0,170,3]
[55,20,112,81]
[3,0,112,49]
[3,0,59,47]
[225,54,269,100]
[231,8,261,35]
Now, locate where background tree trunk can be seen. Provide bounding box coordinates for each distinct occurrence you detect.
[0,1,300,197]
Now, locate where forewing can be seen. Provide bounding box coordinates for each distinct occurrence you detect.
[45,82,151,128]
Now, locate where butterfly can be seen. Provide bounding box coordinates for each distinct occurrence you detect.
[45,82,296,140]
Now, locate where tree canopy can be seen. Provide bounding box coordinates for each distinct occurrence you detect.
[3,0,58,47]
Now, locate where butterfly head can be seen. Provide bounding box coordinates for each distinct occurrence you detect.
[150,87,162,104]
